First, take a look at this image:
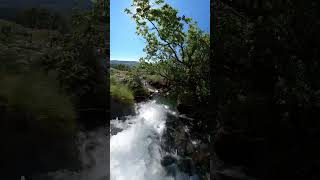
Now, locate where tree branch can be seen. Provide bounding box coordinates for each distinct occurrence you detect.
[146,17,186,66]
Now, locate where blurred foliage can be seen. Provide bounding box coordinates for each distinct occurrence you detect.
[0,0,108,175]
[211,0,320,179]
[15,7,69,32]
[39,0,108,109]
[0,71,76,138]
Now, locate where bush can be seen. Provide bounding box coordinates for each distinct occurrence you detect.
[0,71,76,138]
[111,64,131,71]
[127,75,149,99]
[145,74,166,87]
[0,71,79,173]
[110,83,134,105]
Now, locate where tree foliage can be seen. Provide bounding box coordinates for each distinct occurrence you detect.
[125,0,210,106]
[41,0,107,108]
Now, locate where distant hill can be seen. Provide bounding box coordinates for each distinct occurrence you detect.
[111,60,138,67]
[0,0,92,20]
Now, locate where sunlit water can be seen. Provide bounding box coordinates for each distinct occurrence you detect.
[110,100,199,180]
[110,100,174,180]
[40,100,198,180]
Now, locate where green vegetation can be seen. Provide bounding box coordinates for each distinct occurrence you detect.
[145,74,164,85]
[125,0,210,134]
[124,1,211,178]
[111,63,131,71]
[111,83,134,104]
[110,69,133,104]
[0,72,76,138]
[110,66,149,104]
[0,0,107,175]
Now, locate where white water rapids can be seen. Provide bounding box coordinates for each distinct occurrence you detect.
[37,100,199,180]
[110,100,199,180]
[110,100,173,180]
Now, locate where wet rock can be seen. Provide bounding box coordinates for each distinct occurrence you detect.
[191,142,210,163]
[199,143,209,151]
[161,155,177,166]
[110,126,123,136]
[177,103,193,115]
[176,173,200,180]
[110,97,135,119]
[186,141,195,155]
[166,163,179,177]
[174,127,188,155]
[215,167,257,180]
[161,155,178,177]
[178,157,195,176]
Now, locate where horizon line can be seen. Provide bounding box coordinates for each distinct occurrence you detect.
[110,59,139,62]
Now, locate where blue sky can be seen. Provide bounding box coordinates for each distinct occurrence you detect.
[110,0,210,61]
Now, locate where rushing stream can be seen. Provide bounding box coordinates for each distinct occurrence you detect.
[33,99,199,180]
[110,100,199,180]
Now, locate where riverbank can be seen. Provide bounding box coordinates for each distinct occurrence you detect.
[110,70,210,179]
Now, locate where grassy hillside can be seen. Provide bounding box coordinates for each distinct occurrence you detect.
[0,19,61,73]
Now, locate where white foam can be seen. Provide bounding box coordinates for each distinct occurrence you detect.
[110,101,173,180]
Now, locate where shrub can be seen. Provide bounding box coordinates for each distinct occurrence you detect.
[0,71,76,138]
[110,83,134,105]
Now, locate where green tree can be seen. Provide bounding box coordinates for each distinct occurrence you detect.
[125,0,210,105]
[40,0,108,121]
[112,64,131,71]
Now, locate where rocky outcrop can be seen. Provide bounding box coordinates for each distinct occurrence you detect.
[110,97,135,120]
[160,111,210,179]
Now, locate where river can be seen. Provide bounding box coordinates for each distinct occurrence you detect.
[32,99,200,180]
[110,100,199,180]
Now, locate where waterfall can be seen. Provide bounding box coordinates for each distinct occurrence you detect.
[110,100,199,180]
[110,100,173,180]
[39,100,199,180]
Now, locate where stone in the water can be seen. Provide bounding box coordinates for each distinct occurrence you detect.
[161,155,177,166]
[178,157,195,176]
[161,155,179,176]
[176,173,200,180]
[110,127,123,135]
